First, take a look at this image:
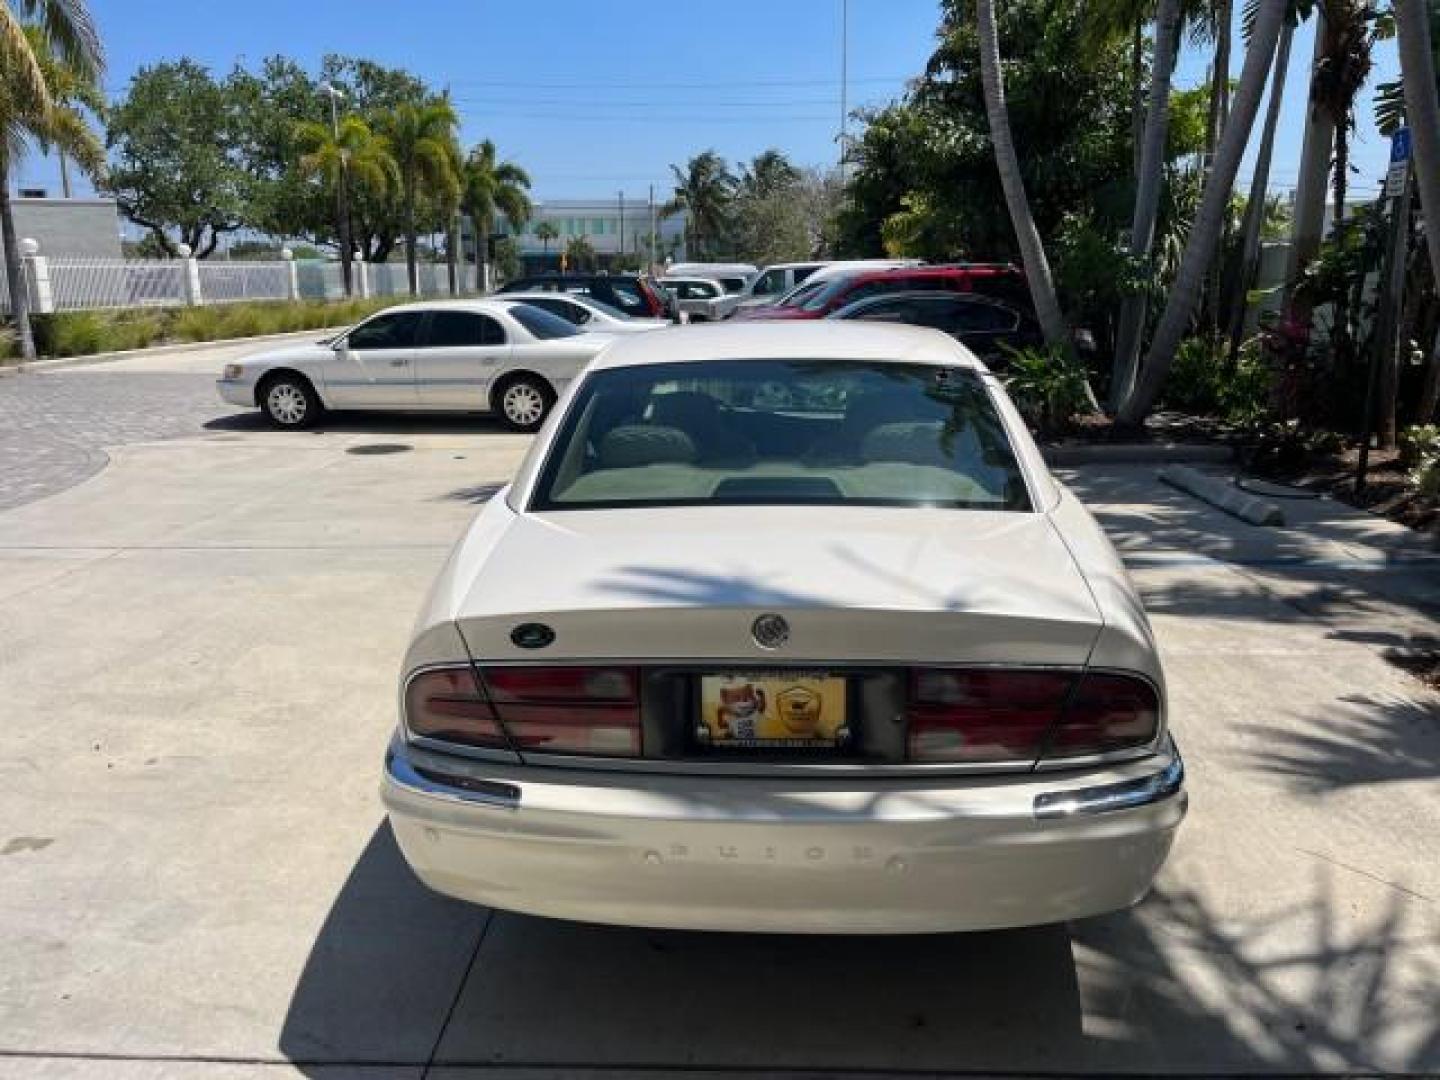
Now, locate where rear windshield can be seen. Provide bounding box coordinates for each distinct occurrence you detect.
[531,359,1031,511]
[510,303,581,339]
[777,279,828,308]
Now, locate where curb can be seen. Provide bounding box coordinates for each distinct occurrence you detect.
[0,328,339,376]
[1044,442,1234,466]
[1159,464,1285,526]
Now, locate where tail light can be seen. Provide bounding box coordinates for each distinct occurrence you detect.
[482,665,641,756]
[906,668,1158,763]
[405,666,509,750]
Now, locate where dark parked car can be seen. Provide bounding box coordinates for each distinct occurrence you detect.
[497,274,676,320]
[733,264,1029,322]
[829,291,1042,367]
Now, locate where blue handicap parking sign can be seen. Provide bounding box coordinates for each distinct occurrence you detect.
[1391,127,1413,163]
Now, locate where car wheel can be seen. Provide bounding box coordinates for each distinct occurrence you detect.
[259,373,321,430]
[497,376,554,433]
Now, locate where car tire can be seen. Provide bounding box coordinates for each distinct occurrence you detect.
[495,375,554,433]
[259,372,322,430]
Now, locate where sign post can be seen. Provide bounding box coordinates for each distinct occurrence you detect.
[1358,127,1413,496]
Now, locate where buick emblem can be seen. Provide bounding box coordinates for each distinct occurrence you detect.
[510,622,555,650]
[751,613,790,650]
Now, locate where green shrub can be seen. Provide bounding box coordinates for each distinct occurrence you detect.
[1159,333,1273,425]
[1001,345,1092,436]
[1399,424,1440,469]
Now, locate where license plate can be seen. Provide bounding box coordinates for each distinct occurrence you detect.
[697,672,849,749]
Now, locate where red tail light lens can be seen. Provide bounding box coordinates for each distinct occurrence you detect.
[906,668,1160,763]
[1042,672,1159,759]
[907,669,1075,762]
[480,666,641,757]
[405,666,509,750]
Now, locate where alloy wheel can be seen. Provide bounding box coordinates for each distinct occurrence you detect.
[502,382,545,427]
[267,383,308,426]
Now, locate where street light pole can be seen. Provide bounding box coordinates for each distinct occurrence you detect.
[839,0,849,181]
[618,190,625,267]
[321,82,353,297]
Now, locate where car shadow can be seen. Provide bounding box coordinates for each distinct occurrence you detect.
[204,412,514,436]
[279,824,1440,1075]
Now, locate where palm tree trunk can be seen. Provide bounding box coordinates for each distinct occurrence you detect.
[1130,18,1146,182]
[975,0,1092,406]
[1118,0,1288,425]
[1110,0,1184,412]
[1331,126,1353,366]
[1204,0,1234,165]
[1225,19,1294,370]
[337,168,353,297]
[446,211,459,295]
[404,180,418,296]
[1397,0,1440,292]
[1283,13,1336,321]
[0,159,37,363]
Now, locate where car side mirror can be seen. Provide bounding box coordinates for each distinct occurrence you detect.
[331,337,347,352]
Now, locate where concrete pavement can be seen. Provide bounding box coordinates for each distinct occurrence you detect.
[0,380,1436,1076]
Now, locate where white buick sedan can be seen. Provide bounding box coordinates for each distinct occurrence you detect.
[216,299,612,431]
[383,322,1185,934]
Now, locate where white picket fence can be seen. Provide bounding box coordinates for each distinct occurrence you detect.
[1,252,470,317]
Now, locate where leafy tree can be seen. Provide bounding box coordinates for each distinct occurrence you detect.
[664,151,736,259]
[375,97,460,294]
[2,10,103,362]
[104,60,252,258]
[492,235,521,283]
[294,115,396,294]
[461,140,531,290]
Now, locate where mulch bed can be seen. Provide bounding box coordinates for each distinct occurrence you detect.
[1249,445,1439,533]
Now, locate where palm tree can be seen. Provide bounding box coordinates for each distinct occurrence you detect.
[375,98,460,295]
[1224,16,1297,368]
[663,151,735,259]
[534,220,559,258]
[1,25,102,364]
[1395,0,1440,294]
[974,0,1081,390]
[461,140,531,292]
[1,0,102,362]
[1118,0,1289,424]
[1110,0,1185,410]
[739,149,800,199]
[294,115,396,296]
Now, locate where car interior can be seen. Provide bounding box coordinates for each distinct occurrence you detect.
[533,362,1031,510]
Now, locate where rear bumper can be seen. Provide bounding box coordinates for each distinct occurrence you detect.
[382,738,1185,934]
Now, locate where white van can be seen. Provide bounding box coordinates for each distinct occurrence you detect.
[734,259,925,313]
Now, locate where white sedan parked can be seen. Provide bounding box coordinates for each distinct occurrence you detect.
[497,291,669,334]
[216,299,614,432]
[383,322,1185,934]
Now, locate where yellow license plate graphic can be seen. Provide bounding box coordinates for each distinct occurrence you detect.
[698,673,849,748]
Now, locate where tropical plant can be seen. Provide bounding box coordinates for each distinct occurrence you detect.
[1001,344,1093,434]
[663,151,736,259]
[461,139,532,292]
[1399,422,1440,466]
[533,220,559,254]
[738,149,801,199]
[1117,0,1288,425]
[1,6,104,363]
[375,97,460,294]
[294,115,396,295]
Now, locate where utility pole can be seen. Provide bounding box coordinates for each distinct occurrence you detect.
[649,184,657,273]
[839,0,849,180]
[618,190,625,268]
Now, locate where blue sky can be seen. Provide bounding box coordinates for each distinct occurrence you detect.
[15,0,1403,211]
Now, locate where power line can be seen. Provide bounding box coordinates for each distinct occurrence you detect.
[445,74,908,90]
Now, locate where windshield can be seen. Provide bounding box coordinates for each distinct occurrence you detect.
[776,279,828,308]
[801,276,858,313]
[582,296,635,321]
[510,303,582,340]
[531,359,1031,511]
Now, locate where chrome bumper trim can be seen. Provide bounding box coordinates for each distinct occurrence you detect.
[385,741,520,809]
[1032,740,1184,820]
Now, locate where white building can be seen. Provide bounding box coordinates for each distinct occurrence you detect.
[500,198,687,272]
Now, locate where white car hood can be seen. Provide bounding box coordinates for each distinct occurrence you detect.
[236,342,331,370]
[444,506,1103,665]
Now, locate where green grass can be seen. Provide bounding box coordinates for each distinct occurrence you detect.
[4,296,408,361]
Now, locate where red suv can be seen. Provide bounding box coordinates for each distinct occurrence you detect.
[735,264,1029,321]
